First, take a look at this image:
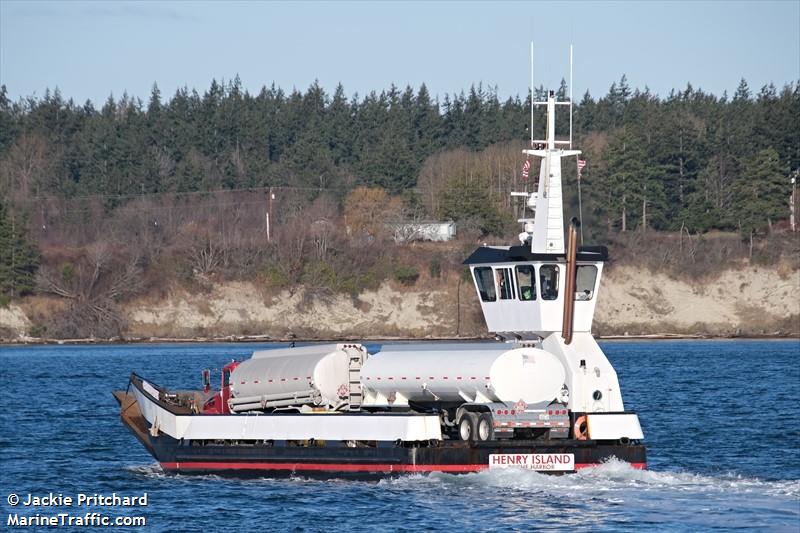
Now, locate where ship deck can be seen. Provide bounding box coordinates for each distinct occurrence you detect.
[114,391,646,478]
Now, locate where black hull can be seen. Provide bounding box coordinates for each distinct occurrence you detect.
[114,390,646,479]
[151,436,646,479]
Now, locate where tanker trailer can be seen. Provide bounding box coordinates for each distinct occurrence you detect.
[360,343,571,441]
[227,343,366,412]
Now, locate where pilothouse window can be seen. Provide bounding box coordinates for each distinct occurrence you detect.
[575,265,598,300]
[540,265,559,300]
[496,268,514,300]
[473,267,496,302]
[516,265,536,301]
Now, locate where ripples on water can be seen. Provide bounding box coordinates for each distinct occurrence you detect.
[1,340,798,531]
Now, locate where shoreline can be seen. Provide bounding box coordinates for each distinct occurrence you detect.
[2,332,797,346]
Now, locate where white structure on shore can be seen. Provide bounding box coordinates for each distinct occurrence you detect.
[390,220,456,243]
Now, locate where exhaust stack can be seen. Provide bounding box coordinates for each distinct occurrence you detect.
[562,219,579,344]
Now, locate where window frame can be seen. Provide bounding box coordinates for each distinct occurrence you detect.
[539,264,560,301]
[496,267,516,300]
[473,267,497,302]
[515,264,537,301]
[575,264,598,301]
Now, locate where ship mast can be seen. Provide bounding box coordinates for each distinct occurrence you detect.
[515,47,581,254]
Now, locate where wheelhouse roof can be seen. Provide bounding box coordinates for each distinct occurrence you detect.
[463,245,609,265]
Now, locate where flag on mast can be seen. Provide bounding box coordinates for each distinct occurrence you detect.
[521,159,531,181]
[577,159,587,181]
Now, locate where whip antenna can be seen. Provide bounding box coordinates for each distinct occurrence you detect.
[530,41,534,147]
[569,44,573,149]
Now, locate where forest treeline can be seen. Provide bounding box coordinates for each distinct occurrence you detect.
[1,76,798,233]
[0,76,798,338]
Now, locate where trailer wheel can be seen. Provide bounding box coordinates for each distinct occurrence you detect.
[573,415,588,441]
[476,413,494,442]
[458,412,476,441]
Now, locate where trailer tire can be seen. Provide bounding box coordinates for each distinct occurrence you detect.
[574,415,588,440]
[476,413,494,442]
[458,412,477,441]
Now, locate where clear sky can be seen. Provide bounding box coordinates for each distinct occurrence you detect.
[1,0,798,105]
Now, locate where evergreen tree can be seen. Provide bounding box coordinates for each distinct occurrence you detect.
[0,203,40,302]
[326,83,354,166]
[732,147,789,233]
[439,175,510,236]
[0,85,17,154]
[412,84,441,162]
[595,128,648,232]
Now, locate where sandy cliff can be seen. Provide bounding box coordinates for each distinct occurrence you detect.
[125,282,456,339]
[595,265,799,336]
[1,265,798,341]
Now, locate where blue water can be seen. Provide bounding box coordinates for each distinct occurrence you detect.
[0,340,798,532]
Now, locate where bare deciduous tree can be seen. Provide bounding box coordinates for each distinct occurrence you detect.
[0,134,56,205]
[36,241,143,338]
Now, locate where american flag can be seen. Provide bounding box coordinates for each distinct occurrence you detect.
[521,159,531,180]
[577,159,587,181]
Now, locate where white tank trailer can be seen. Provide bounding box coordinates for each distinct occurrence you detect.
[360,343,566,408]
[226,342,572,430]
[227,344,366,413]
[226,343,567,412]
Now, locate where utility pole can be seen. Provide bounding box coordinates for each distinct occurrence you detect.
[266,187,275,242]
[791,172,797,232]
[10,208,15,298]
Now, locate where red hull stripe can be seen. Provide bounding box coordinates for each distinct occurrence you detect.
[160,461,646,472]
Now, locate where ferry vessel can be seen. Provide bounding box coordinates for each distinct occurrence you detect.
[114,60,646,478]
